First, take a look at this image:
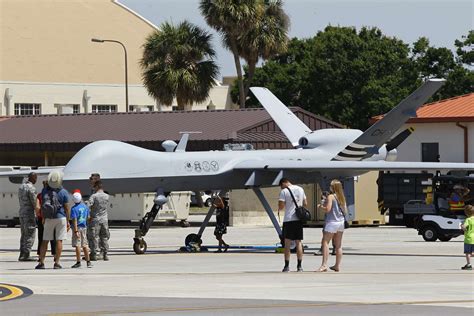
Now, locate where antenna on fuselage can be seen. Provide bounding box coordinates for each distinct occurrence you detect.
[175,131,202,152]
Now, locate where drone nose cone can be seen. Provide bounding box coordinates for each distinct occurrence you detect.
[63,140,159,181]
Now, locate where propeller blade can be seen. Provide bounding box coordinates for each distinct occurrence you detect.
[386,127,415,152]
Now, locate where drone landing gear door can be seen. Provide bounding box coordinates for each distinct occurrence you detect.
[253,187,283,243]
[343,178,355,221]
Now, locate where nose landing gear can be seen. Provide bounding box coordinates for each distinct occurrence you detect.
[133,189,168,254]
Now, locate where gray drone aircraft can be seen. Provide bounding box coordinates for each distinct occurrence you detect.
[2,79,472,253]
[55,78,471,253]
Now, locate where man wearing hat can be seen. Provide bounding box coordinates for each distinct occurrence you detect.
[87,180,110,261]
[449,184,470,213]
[36,170,71,269]
[18,172,38,261]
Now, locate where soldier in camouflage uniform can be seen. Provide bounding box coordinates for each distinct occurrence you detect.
[87,180,110,261]
[86,173,101,248]
[18,172,38,261]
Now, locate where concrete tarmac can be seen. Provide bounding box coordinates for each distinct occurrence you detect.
[1,225,473,315]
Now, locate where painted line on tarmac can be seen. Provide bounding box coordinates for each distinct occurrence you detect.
[0,283,33,301]
[48,299,474,315]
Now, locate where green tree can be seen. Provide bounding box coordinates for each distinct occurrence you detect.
[241,27,473,129]
[443,31,474,98]
[199,0,257,108]
[240,26,418,129]
[412,34,473,100]
[141,21,218,110]
[455,30,474,66]
[233,37,314,108]
[304,26,418,129]
[411,37,456,80]
[440,66,474,99]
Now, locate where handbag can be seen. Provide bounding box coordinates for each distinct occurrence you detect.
[335,197,350,229]
[287,187,311,222]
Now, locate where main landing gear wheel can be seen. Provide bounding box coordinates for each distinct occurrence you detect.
[133,238,147,254]
[185,233,202,247]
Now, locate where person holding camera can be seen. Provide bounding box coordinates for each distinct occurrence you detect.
[278,178,307,272]
[317,179,347,272]
[314,191,336,256]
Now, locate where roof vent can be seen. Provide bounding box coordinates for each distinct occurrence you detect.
[207,100,216,110]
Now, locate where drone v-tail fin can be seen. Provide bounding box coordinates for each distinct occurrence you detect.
[250,87,312,147]
[332,79,445,161]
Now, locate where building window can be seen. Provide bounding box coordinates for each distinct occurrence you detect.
[92,104,117,113]
[129,105,154,112]
[172,106,179,111]
[421,143,439,162]
[14,103,41,116]
[55,103,79,114]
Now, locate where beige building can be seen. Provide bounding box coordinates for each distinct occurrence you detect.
[0,81,233,115]
[374,93,474,164]
[396,94,474,164]
[0,0,234,115]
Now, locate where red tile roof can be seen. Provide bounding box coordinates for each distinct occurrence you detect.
[373,93,474,123]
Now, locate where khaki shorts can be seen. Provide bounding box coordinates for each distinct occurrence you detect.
[72,227,88,248]
[43,217,67,241]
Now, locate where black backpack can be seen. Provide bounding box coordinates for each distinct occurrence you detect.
[287,187,311,222]
[41,189,61,219]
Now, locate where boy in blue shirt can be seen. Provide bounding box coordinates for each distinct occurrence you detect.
[71,191,92,268]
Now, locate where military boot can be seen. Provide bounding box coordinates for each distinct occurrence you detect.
[89,253,97,261]
[19,251,35,262]
[102,252,109,261]
[18,251,27,261]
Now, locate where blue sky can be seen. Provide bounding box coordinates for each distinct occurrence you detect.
[120,0,473,78]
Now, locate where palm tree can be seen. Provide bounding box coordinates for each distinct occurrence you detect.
[199,0,289,108]
[238,0,289,101]
[141,21,219,111]
[199,0,257,109]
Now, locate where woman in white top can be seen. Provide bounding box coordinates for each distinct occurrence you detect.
[317,179,347,272]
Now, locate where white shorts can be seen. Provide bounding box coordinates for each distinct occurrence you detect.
[43,218,67,241]
[324,221,345,233]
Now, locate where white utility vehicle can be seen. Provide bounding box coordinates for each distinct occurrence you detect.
[414,175,472,242]
[417,214,464,242]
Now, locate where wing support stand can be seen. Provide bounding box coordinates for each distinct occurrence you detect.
[184,190,228,250]
[133,188,168,254]
[252,187,283,244]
